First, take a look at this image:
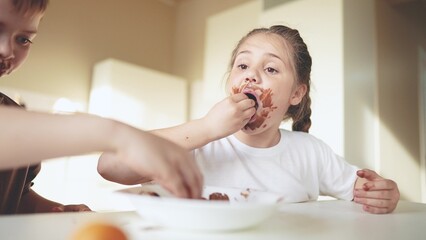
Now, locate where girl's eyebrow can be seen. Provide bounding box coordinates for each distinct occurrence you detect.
[266,52,283,62]
[237,50,284,62]
[236,50,250,57]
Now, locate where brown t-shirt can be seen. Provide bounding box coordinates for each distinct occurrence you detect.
[0,92,41,214]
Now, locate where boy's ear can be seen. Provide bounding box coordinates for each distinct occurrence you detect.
[290,84,307,105]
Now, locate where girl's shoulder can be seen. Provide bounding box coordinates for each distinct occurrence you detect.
[280,128,318,141]
[279,129,331,149]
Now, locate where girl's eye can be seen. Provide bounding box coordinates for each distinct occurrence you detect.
[16,36,33,46]
[266,67,278,74]
[237,64,248,70]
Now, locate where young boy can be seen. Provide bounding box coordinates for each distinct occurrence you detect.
[0,0,202,214]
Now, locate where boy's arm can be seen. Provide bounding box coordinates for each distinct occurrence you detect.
[151,93,256,150]
[0,106,202,198]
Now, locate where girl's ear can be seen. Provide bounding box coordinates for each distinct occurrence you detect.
[290,84,307,105]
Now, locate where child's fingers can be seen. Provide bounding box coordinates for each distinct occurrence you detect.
[178,155,203,199]
[362,179,398,191]
[353,188,399,214]
[354,197,398,214]
[353,197,393,210]
[242,98,256,110]
[353,196,389,208]
[64,204,91,212]
[361,204,392,214]
[230,92,249,102]
[357,169,381,181]
[51,206,64,212]
[156,154,203,199]
[354,189,394,200]
[231,93,256,108]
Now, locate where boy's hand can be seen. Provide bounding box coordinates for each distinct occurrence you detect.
[353,169,400,214]
[51,204,91,212]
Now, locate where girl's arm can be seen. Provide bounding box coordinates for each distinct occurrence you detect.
[0,106,202,198]
[151,93,256,150]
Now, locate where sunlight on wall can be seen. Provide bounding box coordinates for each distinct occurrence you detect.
[52,97,84,113]
[419,46,426,202]
[379,123,420,201]
[88,58,188,130]
[0,87,86,113]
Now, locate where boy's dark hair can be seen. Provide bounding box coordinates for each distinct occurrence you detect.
[12,0,49,15]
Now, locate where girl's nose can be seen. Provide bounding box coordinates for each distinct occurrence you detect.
[244,69,260,83]
[245,77,256,83]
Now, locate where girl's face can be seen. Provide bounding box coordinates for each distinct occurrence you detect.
[228,33,306,134]
[0,0,43,77]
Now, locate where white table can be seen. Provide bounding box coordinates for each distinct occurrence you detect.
[0,200,425,240]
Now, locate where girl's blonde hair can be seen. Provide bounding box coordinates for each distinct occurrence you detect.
[227,25,312,133]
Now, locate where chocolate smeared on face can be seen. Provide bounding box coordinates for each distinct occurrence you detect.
[0,61,11,76]
[232,84,277,130]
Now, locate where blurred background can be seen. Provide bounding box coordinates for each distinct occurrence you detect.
[0,0,425,210]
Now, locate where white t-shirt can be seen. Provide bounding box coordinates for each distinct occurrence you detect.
[194,129,359,202]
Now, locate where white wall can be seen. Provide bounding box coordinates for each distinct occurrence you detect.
[343,0,377,170]
[195,0,262,119]
[89,58,188,130]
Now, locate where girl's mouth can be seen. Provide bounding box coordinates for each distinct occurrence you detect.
[244,92,258,110]
[242,89,260,124]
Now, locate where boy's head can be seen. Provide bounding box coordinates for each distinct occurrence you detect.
[0,0,49,77]
[12,0,49,15]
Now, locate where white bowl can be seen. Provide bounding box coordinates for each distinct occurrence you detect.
[116,184,282,231]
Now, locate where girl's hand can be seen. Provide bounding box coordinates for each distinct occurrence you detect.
[51,204,91,212]
[353,169,400,214]
[202,93,256,139]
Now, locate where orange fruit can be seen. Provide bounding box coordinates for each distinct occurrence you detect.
[71,222,127,240]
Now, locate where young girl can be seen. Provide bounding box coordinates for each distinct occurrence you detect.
[0,0,202,214]
[152,25,400,214]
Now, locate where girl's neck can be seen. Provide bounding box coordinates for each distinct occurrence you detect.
[234,128,281,148]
